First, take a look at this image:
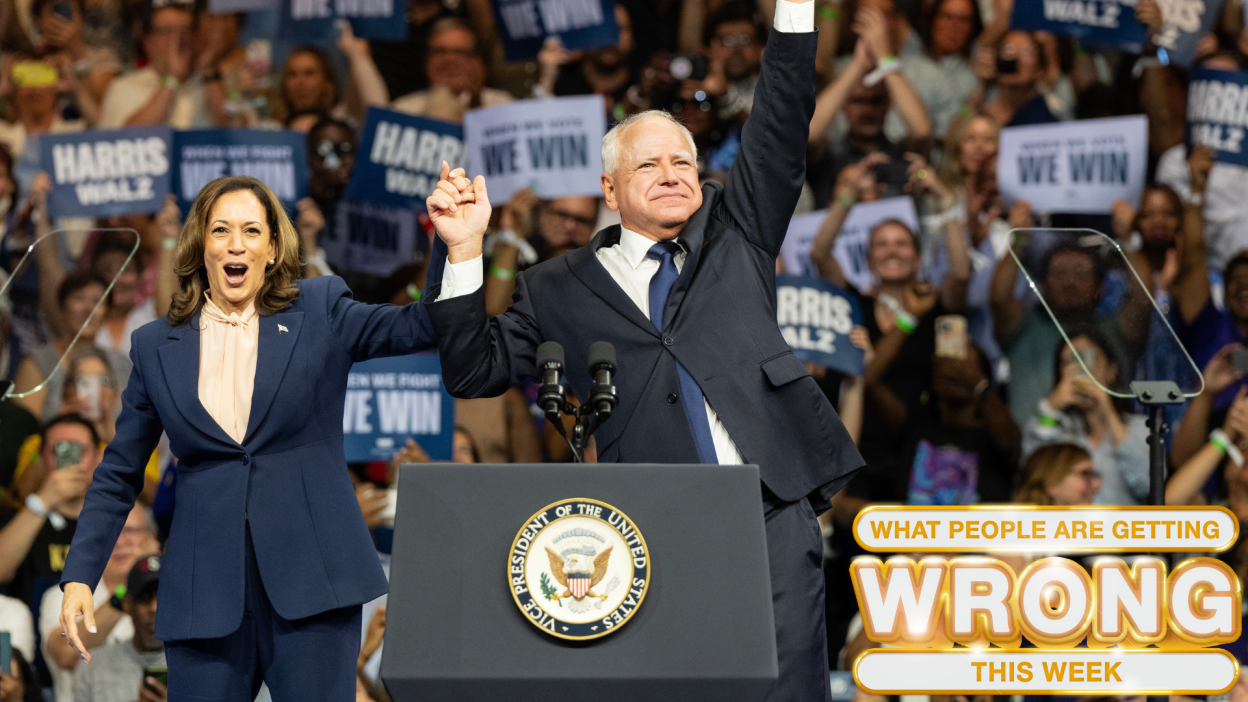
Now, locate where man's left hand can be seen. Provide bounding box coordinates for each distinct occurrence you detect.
[427,162,490,263]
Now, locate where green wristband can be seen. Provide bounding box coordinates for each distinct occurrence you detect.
[817,5,839,20]
[835,193,855,208]
[894,312,917,334]
[405,283,421,302]
[1037,415,1059,428]
[490,265,516,281]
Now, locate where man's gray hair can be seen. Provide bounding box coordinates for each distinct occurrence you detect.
[601,110,698,175]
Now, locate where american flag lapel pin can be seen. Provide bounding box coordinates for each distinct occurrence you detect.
[278,324,288,334]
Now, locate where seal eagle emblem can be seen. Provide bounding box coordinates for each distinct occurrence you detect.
[509,498,650,640]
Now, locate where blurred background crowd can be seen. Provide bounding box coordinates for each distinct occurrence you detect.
[1,0,1248,699]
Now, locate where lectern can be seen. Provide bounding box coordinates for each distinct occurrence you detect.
[381,463,778,702]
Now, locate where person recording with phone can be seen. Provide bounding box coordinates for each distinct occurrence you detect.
[1024,330,1150,506]
[964,29,1059,128]
[0,415,100,612]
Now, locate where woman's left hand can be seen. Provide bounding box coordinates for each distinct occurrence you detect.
[904,153,952,204]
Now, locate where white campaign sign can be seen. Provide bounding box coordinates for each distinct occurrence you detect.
[779,197,919,293]
[998,115,1148,214]
[463,95,606,204]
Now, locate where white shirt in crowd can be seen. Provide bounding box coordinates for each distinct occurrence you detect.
[95,299,157,356]
[40,581,135,702]
[1156,143,1248,273]
[0,593,35,664]
[97,68,211,130]
[439,1,811,466]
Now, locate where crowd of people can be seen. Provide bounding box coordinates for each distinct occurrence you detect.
[1,0,1248,698]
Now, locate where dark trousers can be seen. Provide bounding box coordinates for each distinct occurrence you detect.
[763,490,833,702]
[165,529,363,702]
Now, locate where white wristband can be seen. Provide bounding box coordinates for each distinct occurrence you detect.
[863,56,901,87]
[26,494,67,530]
[1210,428,1244,467]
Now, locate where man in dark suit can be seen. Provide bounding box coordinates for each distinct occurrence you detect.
[424,1,863,699]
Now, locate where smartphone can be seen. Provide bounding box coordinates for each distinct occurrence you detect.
[53,1,73,19]
[1234,348,1248,375]
[934,315,968,359]
[996,58,1018,75]
[143,665,168,691]
[0,631,10,678]
[54,440,83,470]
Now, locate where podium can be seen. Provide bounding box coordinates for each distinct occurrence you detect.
[381,463,778,702]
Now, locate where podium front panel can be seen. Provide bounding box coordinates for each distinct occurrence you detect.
[381,463,778,702]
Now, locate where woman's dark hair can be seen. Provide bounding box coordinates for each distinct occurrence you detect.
[1039,240,1105,286]
[0,141,18,208]
[273,45,340,124]
[920,0,983,58]
[1049,326,1132,416]
[42,411,101,447]
[10,647,44,702]
[166,176,301,326]
[56,270,107,309]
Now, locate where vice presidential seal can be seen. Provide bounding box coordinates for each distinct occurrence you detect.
[509,498,650,640]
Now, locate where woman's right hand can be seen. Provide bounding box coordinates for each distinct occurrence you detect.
[60,581,97,663]
[1047,371,1080,412]
[1204,343,1243,396]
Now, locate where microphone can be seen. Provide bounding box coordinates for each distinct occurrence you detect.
[587,341,618,418]
[536,341,566,423]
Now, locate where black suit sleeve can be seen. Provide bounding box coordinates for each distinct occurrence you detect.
[720,28,818,258]
[423,268,545,399]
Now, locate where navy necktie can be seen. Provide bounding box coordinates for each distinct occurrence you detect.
[646,241,717,464]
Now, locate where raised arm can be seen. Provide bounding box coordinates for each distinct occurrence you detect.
[810,153,887,287]
[721,0,817,257]
[424,165,545,398]
[1173,146,1214,324]
[854,8,930,144]
[990,201,1033,345]
[339,24,390,122]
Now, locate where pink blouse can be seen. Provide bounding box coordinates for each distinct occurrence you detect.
[198,294,258,444]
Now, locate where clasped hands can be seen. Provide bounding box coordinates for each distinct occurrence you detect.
[427,162,492,264]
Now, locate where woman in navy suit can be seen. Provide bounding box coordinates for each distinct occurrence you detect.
[58,173,454,700]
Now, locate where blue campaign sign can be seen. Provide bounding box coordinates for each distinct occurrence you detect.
[1154,0,1225,67]
[172,129,309,213]
[342,353,455,462]
[493,0,619,61]
[1187,68,1248,167]
[1011,0,1146,50]
[283,0,407,41]
[41,126,173,218]
[775,275,863,377]
[347,107,464,211]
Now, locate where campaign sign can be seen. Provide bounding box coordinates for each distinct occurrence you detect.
[343,354,454,461]
[1187,68,1248,167]
[320,199,421,277]
[776,275,863,376]
[284,0,406,41]
[779,197,919,293]
[42,126,172,218]
[493,0,619,61]
[348,107,464,211]
[172,130,309,213]
[998,115,1147,214]
[1154,0,1225,67]
[1011,0,1147,50]
[463,95,606,204]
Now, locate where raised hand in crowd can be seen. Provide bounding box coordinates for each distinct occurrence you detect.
[809,152,888,287]
[536,37,576,97]
[852,6,893,64]
[1007,198,1034,230]
[1173,343,1246,466]
[1168,385,1248,507]
[386,437,430,485]
[1111,198,1136,240]
[38,1,85,58]
[1188,143,1215,196]
[1134,0,1164,32]
[904,152,953,205]
[355,481,390,530]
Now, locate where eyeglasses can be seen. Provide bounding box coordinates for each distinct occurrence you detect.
[716,33,753,47]
[544,207,596,228]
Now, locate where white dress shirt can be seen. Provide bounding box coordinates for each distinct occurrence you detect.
[437,0,813,464]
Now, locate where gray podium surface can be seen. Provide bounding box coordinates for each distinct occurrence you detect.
[381,463,777,702]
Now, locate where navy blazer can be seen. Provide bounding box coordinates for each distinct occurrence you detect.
[61,276,436,641]
[425,29,864,502]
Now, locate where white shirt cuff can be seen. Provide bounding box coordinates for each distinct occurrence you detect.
[773,0,814,32]
[435,255,484,301]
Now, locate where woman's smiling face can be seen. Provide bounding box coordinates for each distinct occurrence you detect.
[203,189,275,313]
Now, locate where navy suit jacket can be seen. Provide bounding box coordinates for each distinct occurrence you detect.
[425,29,864,502]
[61,276,436,641]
